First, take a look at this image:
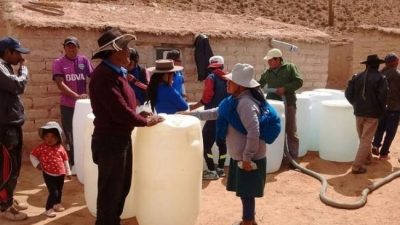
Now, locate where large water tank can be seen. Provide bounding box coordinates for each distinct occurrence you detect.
[296,94,311,157]
[73,99,92,183]
[133,114,203,225]
[83,113,135,219]
[313,88,345,100]
[266,100,285,173]
[319,100,359,162]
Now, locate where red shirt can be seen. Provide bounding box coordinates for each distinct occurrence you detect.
[31,143,69,175]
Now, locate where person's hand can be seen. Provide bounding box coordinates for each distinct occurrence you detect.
[146,115,164,127]
[139,111,153,118]
[36,164,42,171]
[189,102,202,111]
[276,87,285,96]
[241,161,253,172]
[127,74,134,82]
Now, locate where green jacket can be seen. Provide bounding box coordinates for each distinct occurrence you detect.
[259,62,303,106]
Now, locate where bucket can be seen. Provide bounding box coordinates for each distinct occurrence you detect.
[266,100,285,173]
[83,113,135,219]
[133,114,203,225]
[73,99,92,183]
[319,100,358,162]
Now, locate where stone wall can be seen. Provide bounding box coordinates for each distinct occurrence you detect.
[5,26,330,153]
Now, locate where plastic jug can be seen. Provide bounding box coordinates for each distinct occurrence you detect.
[296,94,311,157]
[319,100,358,162]
[266,100,285,173]
[73,99,92,184]
[133,114,203,225]
[83,113,136,219]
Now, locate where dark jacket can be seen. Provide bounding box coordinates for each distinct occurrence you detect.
[381,67,400,111]
[345,67,388,118]
[89,62,147,137]
[194,34,214,81]
[0,59,28,126]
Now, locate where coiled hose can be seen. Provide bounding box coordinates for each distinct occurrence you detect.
[284,146,400,209]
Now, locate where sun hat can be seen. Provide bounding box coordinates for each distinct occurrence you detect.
[224,63,260,88]
[63,36,80,47]
[0,36,30,54]
[208,55,224,68]
[38,121,63,141]
[360,54,385,65]
[384,53,399,63]
[147,59,183,74]
[263,48,282,61]
[92,28,136,59]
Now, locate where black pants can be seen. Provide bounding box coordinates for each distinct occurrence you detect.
[91,135,132,225]
[202,120,227,171]
[43,173,65,210]
[0,125,23,211]
[372,110,400,156]
[60,105,75,166]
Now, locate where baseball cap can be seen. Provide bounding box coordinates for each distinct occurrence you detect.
[263,48,282,61]
[63,36,80,47]
[0,36,30,54]
[208,55,224,68]
[384,53,399,63]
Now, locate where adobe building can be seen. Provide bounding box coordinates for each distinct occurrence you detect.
[1,1,331,152]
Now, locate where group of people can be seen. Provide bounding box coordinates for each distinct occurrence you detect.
[345,53,400,174]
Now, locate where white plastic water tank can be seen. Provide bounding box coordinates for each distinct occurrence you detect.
[73,99,92,184]
[314,88,345,100]
[266,100,285,173]
[133,114,203,225]
[296,94,311,157]
[301,91,333,151]
[319,100,358,162]
[83,113,135,219]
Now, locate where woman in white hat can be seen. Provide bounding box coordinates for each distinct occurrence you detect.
[186,63,267,225]
[147,59,189,114]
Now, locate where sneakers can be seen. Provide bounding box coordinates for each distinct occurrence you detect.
[53,204,65,212]
[44,209,56,218]
[202,170,219,180]
[216,168,225,177]
[13,199,28,211]
[371,146,380,156]
[2,206,28,221]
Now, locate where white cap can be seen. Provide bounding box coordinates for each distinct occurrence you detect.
[208,55,224,68]
[263,48,282,60]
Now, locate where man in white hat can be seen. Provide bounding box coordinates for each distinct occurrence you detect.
[89,27,164,225]
[259,48,303,162]
[0,36,30,221]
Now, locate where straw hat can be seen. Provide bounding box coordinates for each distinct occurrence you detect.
[147,59,183,74]
[92,28,136,59]
[224,63,260,88]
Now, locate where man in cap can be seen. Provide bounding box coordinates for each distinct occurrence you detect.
[371,53,400,160]
[89,27,164,225]
[0,36,30,221]
[345,54,388,174]
[166,49,186,98]
[190,55,229,180]
[52,36,93,173]
[258,48,303,162]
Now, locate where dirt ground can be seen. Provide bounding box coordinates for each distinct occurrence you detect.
[2,129,400,225]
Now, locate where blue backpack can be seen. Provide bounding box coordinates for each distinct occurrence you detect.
[258,102,281,144]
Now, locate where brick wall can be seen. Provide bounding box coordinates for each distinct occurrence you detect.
[6,26,330,154]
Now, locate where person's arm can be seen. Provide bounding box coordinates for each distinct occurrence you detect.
[0,60,28,94]
[29,154,41,170]
[237,98,260,162]
[258,70,268,88]
[54,77,87,99]
[190,77,214,111]
[282,64,303,93]
[167,87,189,112]
[345,74,356,104]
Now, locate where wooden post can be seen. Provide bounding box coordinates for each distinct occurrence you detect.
[328,0,334,26]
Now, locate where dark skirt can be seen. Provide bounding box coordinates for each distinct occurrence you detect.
[227,157,267,198]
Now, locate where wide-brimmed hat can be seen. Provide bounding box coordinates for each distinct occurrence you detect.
[38,121,63,141]
[208,55,224,68]
[263,48,282,61]
[360,54,385,65]
[0,36,30,54]
[92,28,136,59]
[224,63,260,88]
[147,59,183,74]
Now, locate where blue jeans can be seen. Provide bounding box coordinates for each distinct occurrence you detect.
[372,110,400,156]
[91,134,132,225]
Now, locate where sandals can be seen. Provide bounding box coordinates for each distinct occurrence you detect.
[351,167,367,174]
[371,146,379,156]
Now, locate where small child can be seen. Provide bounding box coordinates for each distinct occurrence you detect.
[30,121,72,218]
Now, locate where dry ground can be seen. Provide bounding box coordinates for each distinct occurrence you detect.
[2,129,400,225]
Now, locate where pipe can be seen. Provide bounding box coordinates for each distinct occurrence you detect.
[270,39,299,53]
